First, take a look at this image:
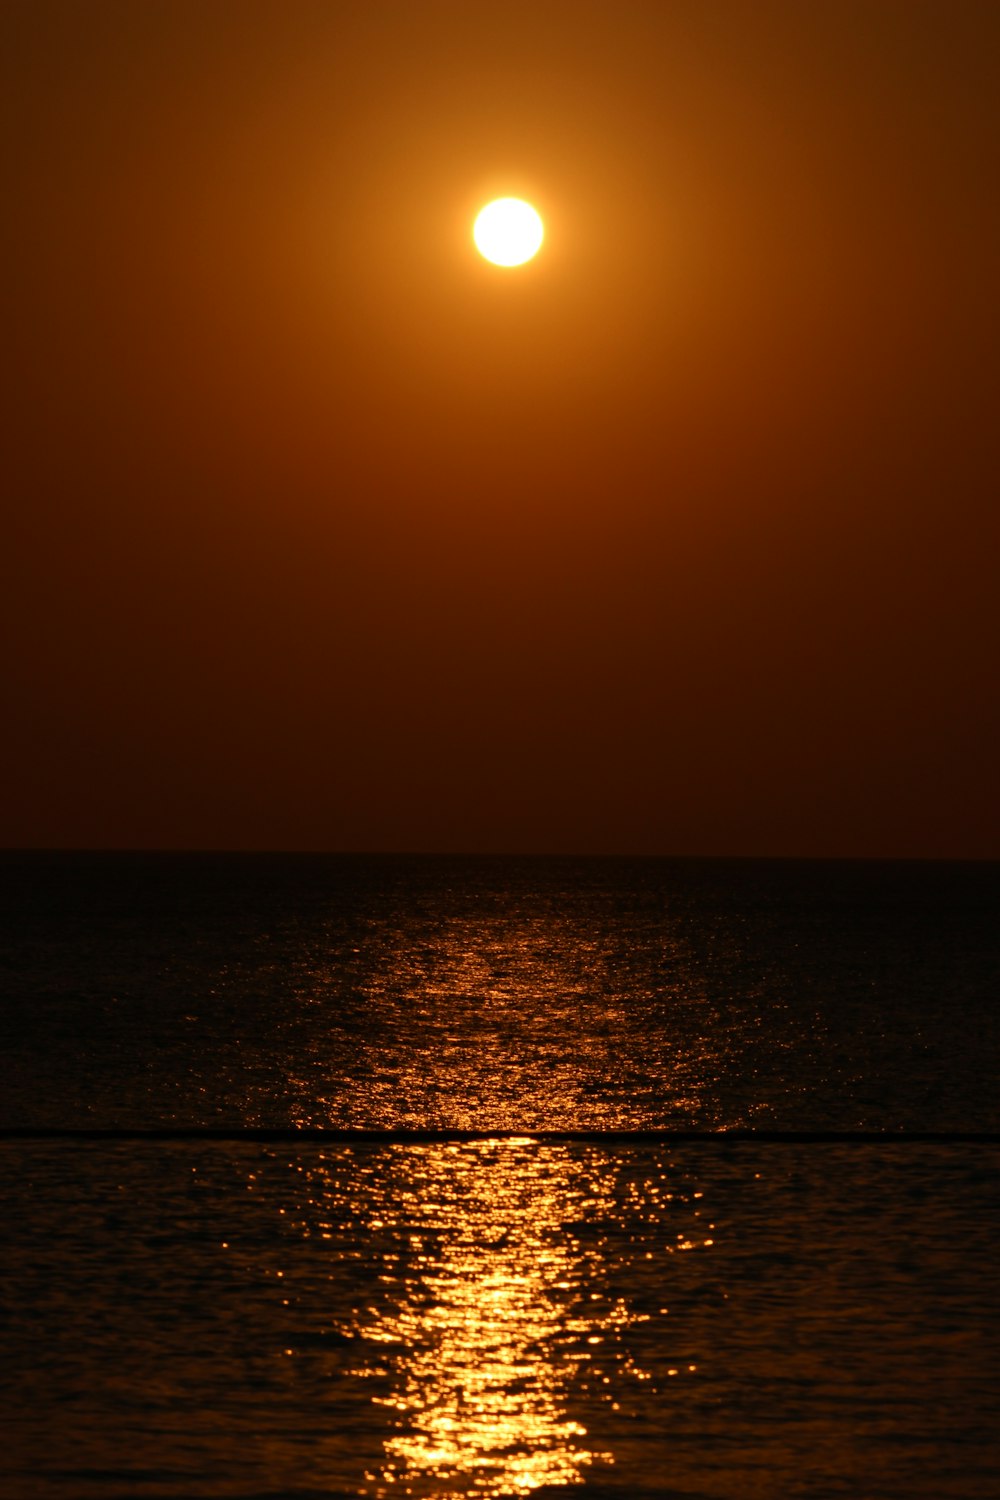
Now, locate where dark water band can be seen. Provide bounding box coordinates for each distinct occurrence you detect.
[1,1127,997,1144]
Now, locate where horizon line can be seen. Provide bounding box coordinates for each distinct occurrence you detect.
[1,847,997,864]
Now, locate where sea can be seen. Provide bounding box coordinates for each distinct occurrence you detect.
[1,852,997,1498]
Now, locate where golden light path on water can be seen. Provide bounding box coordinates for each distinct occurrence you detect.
[286,1140,711,1498]
[286,890,730,1130]
[372,1140,605,1494]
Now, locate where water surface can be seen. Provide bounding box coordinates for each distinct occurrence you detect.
[1,853,997,1496]
[2,1139,997,1499]
[2,853,997,1130]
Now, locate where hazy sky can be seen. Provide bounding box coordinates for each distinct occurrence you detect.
[3,1,997,856]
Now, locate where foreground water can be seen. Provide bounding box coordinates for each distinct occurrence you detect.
[2,1139,997,1499]
[1,854,998,1497]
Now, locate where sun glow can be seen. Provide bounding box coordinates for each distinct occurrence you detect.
[473,198,544,267]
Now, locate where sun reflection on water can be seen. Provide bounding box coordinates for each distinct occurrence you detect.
[291,1140,676,1498]
[299,896,728,1129]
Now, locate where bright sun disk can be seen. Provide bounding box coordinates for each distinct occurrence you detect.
[473,198,544,267]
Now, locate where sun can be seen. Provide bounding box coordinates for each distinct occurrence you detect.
[473,198,544,267]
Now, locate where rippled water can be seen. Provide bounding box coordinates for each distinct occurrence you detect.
[1,853,998,1496]
[2,853,997,1130]
[2,1140,998,1499]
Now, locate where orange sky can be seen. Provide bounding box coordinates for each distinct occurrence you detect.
[2,0,998,855]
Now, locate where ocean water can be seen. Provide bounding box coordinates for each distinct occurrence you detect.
[2,852,998,1130]
[1,853,998,1498]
